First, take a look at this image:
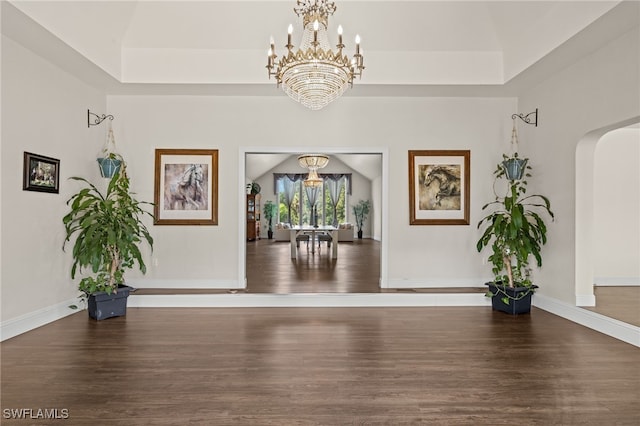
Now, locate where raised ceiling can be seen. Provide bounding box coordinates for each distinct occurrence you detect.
[4,1,635,181]
[5,0,625,95]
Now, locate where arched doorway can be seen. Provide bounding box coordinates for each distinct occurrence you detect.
[575,117,639,313]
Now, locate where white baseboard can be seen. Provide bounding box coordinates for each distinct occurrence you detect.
[533,294,640,347]
[386,278,488,288]
[4,293,637,348]
[0,297,83,342]
[594,277,640,286]
[576,294,596,307]
[129,292,492,308]
[126,278,242,289]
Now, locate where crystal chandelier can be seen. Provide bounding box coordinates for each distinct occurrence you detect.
[298,154,329,187]
[266,0,365,110]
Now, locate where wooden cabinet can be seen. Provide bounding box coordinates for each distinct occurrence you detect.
[246,194,261,241]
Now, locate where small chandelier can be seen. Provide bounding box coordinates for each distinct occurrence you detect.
[266,0,365,110]
[298,154,329,187]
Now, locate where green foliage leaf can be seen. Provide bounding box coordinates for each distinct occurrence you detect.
[62,165,154,295]
[477,157,553,287]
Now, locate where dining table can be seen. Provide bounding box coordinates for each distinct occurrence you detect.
[289,226,338,259]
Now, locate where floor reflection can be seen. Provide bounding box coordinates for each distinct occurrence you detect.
[583,286,640,327]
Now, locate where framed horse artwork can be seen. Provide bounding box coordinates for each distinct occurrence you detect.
[408,150,470,225]
[154,149,219,225]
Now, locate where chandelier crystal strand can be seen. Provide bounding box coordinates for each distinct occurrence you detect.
[266,0,365,110]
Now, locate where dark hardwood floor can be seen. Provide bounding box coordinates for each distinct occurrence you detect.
[246,238,382,293]
[584,286,640,327]
[1,307,638,425]
[5,238,636,424]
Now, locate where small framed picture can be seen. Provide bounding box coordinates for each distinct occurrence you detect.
[154,149,219,225]
[409,150,470,225]
[23,152,60,194]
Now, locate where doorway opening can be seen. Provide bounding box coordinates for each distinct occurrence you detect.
[575,117,639,327]
[239,148,389,294]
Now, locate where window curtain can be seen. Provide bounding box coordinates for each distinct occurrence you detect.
[305,186,320,227]
[282,177,297,224]
[325,179,343,226]
[273,173,351,194]
[273,173,306,193]
[323,173,352,194]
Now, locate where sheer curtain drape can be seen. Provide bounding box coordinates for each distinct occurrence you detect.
[305,186,320,227]
[325,179,343,226]
[282,177,296,224]
[274,173,352,226]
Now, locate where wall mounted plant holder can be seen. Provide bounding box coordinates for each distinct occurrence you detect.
[87,109,114,128]
[95,117,123,179]
[511,108,538,127]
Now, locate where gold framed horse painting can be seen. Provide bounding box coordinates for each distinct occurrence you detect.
[408,150,470,225]
[154,149,218,225]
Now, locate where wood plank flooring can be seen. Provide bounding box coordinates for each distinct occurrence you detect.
[1,307,639,425]
[246,238,382,293]
[584,286,640,327]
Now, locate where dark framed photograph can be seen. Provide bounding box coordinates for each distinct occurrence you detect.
[154,149,218,225]
[23,152,60,194]
[409,150,470,225]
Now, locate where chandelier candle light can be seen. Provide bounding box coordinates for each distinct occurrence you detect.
[267,0,365,110]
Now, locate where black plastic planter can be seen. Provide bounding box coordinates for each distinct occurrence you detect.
[87,285,131,320]
[486,282,537,315]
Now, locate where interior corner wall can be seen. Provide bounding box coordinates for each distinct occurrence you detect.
[516,25,640,304]
[107,95,517,289]
[1,35,106,323]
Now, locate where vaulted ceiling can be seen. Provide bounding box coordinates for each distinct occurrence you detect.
[4,1,635,181]
[4,0,627,96]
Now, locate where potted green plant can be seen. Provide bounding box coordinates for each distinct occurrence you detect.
[501,152,528,181]
[96,123,122,178]
[97,152,123,179]
[501,119,529,181]
[246,182,261,195]
[352,199,371,239]
[62,164,154,320]
[263,200,278,239]
[476,156,554,315]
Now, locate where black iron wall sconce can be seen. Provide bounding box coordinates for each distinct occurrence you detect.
[87,109,114,128]
[511,108,538,127]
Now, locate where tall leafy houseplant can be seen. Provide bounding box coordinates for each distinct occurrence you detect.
[476,156,553,311]
[352,199,371,239]
[263,200,278,239]
[63,165,154,297]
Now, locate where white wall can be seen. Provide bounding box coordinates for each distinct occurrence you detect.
[4,6,636,333]
[1,35,105,323]
[107,95,516,289]
[517,26,640,303]
[594,127,640,284]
